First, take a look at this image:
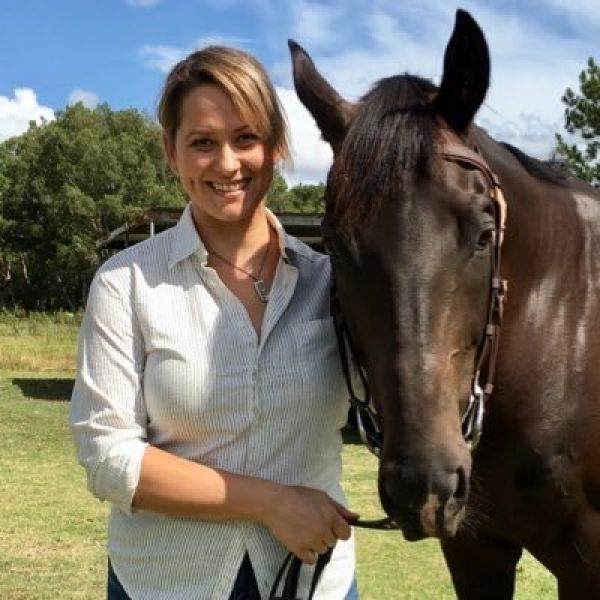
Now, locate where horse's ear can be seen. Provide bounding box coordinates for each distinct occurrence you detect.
[435,10,490,133]
[288,40,357,154]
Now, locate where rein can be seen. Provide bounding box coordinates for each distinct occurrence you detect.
[269,143,507,600]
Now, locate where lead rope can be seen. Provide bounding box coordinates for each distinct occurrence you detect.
[268,514,402,600]
[268,549,332,600]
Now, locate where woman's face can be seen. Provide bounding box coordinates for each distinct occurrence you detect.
[164,83,275,225]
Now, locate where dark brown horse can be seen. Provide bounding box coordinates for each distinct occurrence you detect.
[290,9,600,599]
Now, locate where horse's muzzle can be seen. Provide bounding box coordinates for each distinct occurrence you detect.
[378,459,470,540]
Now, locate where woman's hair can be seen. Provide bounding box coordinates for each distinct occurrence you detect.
[158,46,291,162]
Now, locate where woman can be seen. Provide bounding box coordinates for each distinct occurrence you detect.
[70,46,358,599]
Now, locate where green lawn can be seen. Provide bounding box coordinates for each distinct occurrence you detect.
[0,311,80,372]
[0,372,108,599]
[0,313,556,598]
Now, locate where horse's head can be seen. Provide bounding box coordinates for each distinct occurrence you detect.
[290,10,497,539]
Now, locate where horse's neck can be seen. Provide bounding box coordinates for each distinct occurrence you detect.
[476,131,600,328]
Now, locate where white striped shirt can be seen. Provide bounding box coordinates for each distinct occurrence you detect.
[69,203,355,600]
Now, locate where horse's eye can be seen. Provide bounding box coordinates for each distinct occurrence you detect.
[476,227,495,252]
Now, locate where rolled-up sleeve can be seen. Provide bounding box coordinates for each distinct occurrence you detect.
[69,266,148,514]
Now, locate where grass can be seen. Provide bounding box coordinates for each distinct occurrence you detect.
[0,311,81,372]
[0,373,108,599]
[0,313,556,598]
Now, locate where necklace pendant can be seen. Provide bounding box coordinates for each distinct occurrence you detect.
[254,279,270,303]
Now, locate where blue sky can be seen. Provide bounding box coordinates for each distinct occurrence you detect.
[0,0,598,183]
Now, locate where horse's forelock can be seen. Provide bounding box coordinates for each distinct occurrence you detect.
[328,74,439,234]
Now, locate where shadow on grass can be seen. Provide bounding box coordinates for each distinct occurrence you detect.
[12,378,74,402]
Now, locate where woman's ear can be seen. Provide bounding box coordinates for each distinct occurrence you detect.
[162,131,178,175]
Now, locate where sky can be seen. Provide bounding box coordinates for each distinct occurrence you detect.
[0,0,597,185]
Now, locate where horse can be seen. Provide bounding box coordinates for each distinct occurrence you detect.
[289,9,600,599]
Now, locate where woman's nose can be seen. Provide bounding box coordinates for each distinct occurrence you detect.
[214,144,240,173]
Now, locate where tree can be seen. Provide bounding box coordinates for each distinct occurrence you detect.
[286,183,325,214]
[0,103,186,310]
[556,57,600,186]
[266,168,291,210]
[267,171,325,214]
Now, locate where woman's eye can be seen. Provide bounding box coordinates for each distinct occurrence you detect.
[190,138,214,149]
[237,133,259,146]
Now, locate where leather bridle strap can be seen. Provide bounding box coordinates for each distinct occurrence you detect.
[329,141,507,454]
[439,142,507,449]
[330,289,383,456]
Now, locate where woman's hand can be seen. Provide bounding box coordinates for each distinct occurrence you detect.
[131,447,357,565]
[260,485,358,564]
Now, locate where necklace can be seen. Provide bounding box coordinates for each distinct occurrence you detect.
[206,237,271,303]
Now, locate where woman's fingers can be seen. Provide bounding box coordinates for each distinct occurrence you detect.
[332,498,360,521]
[310,540,329,554]
[297,549,318,565]
[331,514,352,541]
[261,484,358,562]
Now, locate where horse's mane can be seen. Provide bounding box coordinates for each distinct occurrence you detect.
[327,74,438,232]
[501,143,569,186]
[325,75,572,237]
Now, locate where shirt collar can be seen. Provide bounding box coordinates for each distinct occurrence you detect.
[167,203,314,270]
[168,203,205,270]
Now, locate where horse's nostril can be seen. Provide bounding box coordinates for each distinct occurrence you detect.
[454,466,469,502]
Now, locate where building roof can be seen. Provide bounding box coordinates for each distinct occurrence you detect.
[97,207,324,251]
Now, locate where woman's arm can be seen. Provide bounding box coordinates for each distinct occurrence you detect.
[134,445,356,564]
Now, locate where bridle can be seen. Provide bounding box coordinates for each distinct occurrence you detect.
[269,142,507,600]
[331,141,507,460]
[325,144,508,562]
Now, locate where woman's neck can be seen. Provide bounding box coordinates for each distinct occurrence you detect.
[191,202,273,264]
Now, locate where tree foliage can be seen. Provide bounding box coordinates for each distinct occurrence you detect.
[267,171,325,214]
[0,103,185,310]
[556,57,600,186]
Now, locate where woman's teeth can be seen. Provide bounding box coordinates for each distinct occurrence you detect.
[211,181,247,192]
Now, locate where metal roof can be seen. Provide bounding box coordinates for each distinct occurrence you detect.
[97,207,324,251]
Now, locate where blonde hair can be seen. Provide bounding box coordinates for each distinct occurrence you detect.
[158,46,291,163]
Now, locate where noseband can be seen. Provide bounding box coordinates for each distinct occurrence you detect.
[330,141,507,457]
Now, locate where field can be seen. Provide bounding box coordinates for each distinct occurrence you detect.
[0,312,556,598]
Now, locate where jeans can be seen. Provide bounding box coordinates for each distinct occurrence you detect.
[107,555,359,599]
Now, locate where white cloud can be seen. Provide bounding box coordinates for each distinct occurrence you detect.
[289,1,343,51]
[272,0,596,179]
[0,88,54,142]
[535,0,600,27]
[68,89,99,109]
[276,86,332,184]
[140,44,188,73]
[140,36,250,73]
[136,1,596,181]
[127,0,162,7]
